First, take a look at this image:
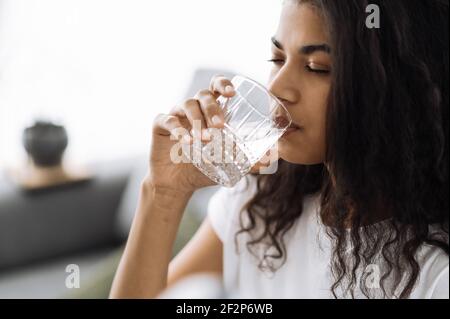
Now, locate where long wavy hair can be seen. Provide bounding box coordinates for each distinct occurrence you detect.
[236,0,449,298]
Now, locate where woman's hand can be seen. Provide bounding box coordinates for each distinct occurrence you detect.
[146,75,236,195]
[110,75,236,298]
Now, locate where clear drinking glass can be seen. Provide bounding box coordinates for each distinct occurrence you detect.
[183,75,292,187]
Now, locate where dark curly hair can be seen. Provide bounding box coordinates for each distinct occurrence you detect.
[236,0,449,298]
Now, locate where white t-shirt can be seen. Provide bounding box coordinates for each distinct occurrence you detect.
[207,177,449,299]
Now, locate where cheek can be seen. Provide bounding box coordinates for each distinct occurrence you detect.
[305,94,328,152]
[307,120,327,158]
[307,98,328,138]
[304,82,330,128]
[279,87,329,164]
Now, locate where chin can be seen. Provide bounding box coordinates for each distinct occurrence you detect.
[277,134,324,165]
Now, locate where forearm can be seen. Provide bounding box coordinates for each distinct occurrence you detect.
[109,179,192,298]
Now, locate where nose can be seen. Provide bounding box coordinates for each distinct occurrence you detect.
[267,67,300,109]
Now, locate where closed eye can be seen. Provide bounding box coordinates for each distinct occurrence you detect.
[268,58,331,75]
[267,58,284,66]
[305,64,330,74]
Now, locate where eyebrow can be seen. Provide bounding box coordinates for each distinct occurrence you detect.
[271,36,331,54]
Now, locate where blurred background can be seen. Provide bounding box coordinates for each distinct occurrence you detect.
[0,0,282,298]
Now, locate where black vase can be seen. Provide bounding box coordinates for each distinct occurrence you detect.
[22,121,68,167]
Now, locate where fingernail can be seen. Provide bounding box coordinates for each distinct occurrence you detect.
[225,85,235,95]
[212,115,222,126]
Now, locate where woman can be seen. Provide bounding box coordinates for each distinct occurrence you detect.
[110,0,449,299]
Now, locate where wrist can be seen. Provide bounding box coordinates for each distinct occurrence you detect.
[140,177,194,204]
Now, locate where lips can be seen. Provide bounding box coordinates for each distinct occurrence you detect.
[282,123,302,137]
[273,115,290,129]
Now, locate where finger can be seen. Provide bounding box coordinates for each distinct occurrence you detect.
[209,75,236,98]
[169,104,185,117]
[194,89,225,128]
[169,105,193,129]
[181,98,207,140]
[250,162,268,174]
[153,114,192,144]
[250,144,280,173]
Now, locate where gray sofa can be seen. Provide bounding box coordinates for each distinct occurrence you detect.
[0,68,232,298]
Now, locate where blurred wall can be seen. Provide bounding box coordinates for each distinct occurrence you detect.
[0,0,281,169]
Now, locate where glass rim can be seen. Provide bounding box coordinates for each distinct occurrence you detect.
[231,75,292,125]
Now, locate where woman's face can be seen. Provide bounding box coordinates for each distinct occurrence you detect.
[268,2,331,164]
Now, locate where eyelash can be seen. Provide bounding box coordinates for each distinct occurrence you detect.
[267,59,284,66]
[267,59,330,74]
